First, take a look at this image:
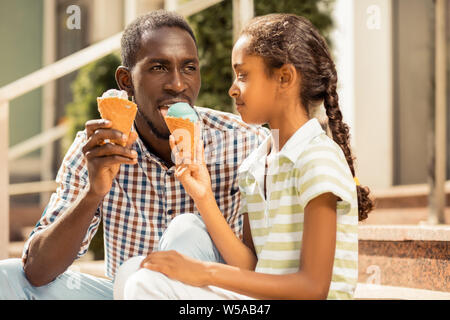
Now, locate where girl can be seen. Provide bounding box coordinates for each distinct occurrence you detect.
[124,13,373,300]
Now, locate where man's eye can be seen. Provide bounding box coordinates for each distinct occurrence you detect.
[150,65,165,71]
[184,65,197,72]
[237,73,247,80]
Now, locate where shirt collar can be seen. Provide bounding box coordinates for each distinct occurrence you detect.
[278,118,324,163]
[238,133,271,174]
[238,118,324,174]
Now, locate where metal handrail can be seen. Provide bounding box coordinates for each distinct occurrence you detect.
[8,122,68,161]
[0,33,122,103]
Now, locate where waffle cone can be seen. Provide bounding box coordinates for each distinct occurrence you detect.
[164,116,200,162]
[97,97,137,146]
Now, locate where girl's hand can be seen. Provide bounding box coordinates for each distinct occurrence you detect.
[169,135,213,202]
[140,251,210,287]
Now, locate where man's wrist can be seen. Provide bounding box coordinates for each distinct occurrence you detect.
[84,188,106,208]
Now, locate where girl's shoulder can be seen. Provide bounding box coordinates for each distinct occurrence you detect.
[294,133,357,206]
[297,133,348,166]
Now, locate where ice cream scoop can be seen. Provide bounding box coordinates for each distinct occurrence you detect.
[97,89,137,146]
[101,89,129,100]
[167,102,199,122]
[164,102,200,163]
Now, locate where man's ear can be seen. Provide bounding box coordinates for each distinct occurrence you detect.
[115,66,134,97]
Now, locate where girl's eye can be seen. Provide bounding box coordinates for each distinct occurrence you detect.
[237,73,247,81]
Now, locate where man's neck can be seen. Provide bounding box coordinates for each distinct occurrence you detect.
[134,117,174,168]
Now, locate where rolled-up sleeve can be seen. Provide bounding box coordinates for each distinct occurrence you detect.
[22,131,102,264]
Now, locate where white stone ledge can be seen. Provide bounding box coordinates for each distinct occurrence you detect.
[355,283,450,300]
[358,225,450,241]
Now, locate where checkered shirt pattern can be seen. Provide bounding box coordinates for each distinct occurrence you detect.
[22,107,269,279]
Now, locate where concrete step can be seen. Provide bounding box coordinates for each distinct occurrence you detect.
[10,220,450,298]
[372,181,450,209]
[70,260,108,279]
[363,207,450,225]
[9,205,44,241]
[358,224,450,292]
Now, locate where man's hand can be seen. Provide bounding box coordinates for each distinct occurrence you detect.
[82,119,138,198]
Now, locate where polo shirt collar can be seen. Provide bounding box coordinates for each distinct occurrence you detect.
[278,118,325,163]
[238,118,324,175]
[238,133,271,175]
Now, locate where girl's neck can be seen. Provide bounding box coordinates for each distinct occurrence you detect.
[268,100,309,152]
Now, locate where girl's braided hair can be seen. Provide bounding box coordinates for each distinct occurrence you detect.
[241,14,374,220]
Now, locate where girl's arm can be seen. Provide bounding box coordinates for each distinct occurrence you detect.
[169,136,257,270]
[194,195,257,270]
[143,192,337,299]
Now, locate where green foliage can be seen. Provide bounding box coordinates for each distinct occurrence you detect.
[65,53,121,143]
[188,0,335,113]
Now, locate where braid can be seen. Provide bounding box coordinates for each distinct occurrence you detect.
[323,73,355,176]
[324,68,374,221]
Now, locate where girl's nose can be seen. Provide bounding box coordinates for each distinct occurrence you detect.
[228,80,240,98]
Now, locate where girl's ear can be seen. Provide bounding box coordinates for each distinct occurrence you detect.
[115,66,134,97]
[277,63,299,90]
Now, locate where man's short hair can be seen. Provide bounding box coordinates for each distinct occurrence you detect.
[121,10,198,69]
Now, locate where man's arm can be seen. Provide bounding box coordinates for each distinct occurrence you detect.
[23,191,104,286]
[23,120,138,287]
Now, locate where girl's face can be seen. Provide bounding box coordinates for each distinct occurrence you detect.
[229,35,279,125]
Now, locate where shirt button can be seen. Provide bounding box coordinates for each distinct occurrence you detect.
[167,209,174,215]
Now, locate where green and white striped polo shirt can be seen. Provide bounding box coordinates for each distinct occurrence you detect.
[238,118,358,300]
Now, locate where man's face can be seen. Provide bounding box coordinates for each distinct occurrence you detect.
[131,26,201,139]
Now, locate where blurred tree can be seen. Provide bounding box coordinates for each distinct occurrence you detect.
[64,53,121,147]
[188,0,335,112]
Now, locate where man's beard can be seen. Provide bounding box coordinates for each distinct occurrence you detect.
[137,107,170,140]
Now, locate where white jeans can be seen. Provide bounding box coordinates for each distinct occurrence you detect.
[114,214,254,300]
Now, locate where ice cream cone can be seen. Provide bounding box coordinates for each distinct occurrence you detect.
[164,116,200,163]
[97,97,137,146]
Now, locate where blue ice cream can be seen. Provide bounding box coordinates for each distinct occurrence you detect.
[167,102,198,122]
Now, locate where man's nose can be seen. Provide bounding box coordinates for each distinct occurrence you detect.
[164,69,187,93]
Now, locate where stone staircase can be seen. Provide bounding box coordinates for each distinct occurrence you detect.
[8,184,450,299]
[356,184,450,299]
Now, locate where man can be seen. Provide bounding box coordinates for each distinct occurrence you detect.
[0,10,267,299]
